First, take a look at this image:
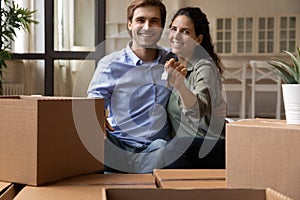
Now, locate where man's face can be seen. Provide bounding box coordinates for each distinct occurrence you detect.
[128,6,163,49]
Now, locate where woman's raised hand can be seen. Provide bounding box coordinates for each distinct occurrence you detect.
[165,58,187,89]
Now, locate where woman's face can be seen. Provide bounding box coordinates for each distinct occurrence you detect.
[168,15,201,59]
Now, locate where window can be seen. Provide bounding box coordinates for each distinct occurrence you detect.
[10,0,105,96]
[258,17,275,54]
[54,0,95,51]
[280,16,296,52]
[216,18,232,54]
[237,17,253,54]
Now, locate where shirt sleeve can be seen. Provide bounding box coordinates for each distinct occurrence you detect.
[87,58,115,109]
[177,59,226,138]
[182,60,223,120]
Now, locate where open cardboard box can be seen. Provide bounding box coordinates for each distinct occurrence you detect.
[0,96,105,186]
[153,169,226,189]
[226,118,300,200]
[13,187,293,200]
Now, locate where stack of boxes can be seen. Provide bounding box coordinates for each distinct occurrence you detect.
[0,96,297,199]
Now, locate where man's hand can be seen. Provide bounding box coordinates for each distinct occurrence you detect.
[104,110,114,137]
[105,118,115,132]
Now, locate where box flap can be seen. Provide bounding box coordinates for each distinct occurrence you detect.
[0,95,101,101]
[153,169,225,189]
[53,174,156,188]
[0,182,22,200]
[0,182,10,193]
[19,95,92,101]
[266,188,293,200]
[153,169,225,181]
[159,180,226,189]
[14,186,104,200]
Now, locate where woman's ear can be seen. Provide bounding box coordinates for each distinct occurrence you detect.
[196,34,203,44]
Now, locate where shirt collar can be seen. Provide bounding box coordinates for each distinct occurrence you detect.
[125,42,140,65]
[124,41,169,66]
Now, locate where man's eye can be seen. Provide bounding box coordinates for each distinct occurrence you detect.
[170,27,177,31]
[151,20,160,24]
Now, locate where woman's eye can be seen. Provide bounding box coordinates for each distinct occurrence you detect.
[170,27,177,31]
[183,30,190,35]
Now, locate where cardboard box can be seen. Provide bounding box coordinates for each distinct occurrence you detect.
[0,96,105,186]
[153,169,226,188]
[226,118,300,200]
[0,181,22,200]
[104,188,292,200]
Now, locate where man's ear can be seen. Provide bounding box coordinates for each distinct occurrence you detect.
[196,34,203,44]
[128,20,132,31]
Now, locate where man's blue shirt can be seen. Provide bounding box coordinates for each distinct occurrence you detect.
[87,42,173,148]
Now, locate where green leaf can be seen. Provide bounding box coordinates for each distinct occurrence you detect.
[296,46,300,75]
[0,0,38,88]
[268,61,296,84]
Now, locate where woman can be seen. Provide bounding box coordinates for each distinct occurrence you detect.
[164,7,227,169]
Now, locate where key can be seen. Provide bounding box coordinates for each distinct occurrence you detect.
[161,70,168,80]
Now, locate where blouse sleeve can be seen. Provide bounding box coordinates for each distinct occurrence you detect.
[181,59,223,120]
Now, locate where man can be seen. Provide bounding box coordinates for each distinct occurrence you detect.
[87,0,174,173]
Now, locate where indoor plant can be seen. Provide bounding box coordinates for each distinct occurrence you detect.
[0,0,38,95]
[268,46,300,124]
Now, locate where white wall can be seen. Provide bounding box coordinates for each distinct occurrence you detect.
[181,0,300,17]
[106,0,300,24]
[104,0,300,119]
[105,0,300,48]
[106,0,182,24]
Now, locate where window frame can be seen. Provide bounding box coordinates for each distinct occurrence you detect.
[11,0,106,96]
